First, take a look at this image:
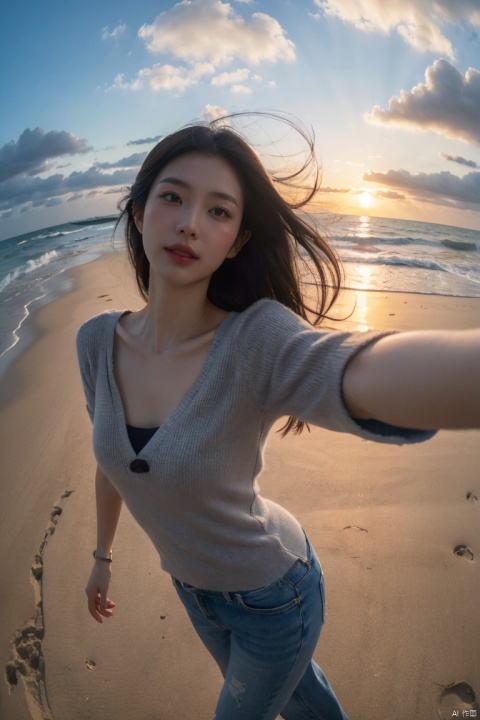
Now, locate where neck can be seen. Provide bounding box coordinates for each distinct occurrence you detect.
[136,278,213,353]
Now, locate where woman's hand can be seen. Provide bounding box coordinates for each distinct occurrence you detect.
[85,561,116,624]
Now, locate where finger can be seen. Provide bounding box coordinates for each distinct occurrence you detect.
[96,605,114,617]
[96,596,115,617]
[87,592,103,623]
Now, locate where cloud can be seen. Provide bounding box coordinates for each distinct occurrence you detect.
[137,64,195,91]
[210,68,262,93]
[319,186,405,200]
[313,0,480,57]
[363,167,480,208]
[101,24,127,40]
[200,104,228,122]
[318,186,351,193]
[0,167,136,211]
[231,84,253,94]
[374,190,405,200]
[188,62,216,79]
[365,59,480,146]
[440,152,479,169]
[138,0,295,65]
[95,152,147,169]
[127,135,163,146]
[113,60,217,93]
[111,73,144,91]
[110,2,292,94]
[211,68,250,86]
[0,128,92,182]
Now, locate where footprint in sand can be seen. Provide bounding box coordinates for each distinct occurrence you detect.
[467,491,479,502]
[438,681,479,718]
[454,545,474,561]
[5,490,75,720]
[343,525,368,533]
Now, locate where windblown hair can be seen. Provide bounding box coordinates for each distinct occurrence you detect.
[115,112,344,435]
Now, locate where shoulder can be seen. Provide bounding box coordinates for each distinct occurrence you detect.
[76,310,124,355]
[238,298,309,328]
[233,299,310,343]
[227,299,315,369]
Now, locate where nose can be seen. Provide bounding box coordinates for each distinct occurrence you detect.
[176,204,200,238]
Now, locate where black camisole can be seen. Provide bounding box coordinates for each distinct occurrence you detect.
[126,425,159,454]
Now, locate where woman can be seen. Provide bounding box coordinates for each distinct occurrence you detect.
[77,115,479,720]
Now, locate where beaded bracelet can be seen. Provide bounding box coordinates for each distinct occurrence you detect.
[93,550,113,563]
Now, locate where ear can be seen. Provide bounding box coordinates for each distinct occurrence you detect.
[132,205,143,234]
[226,229,251,259]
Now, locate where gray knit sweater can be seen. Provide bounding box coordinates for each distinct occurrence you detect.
[76,298,435,591]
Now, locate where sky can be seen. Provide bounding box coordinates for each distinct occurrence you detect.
[1,0,480,241]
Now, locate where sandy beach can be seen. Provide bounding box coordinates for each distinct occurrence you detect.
[1,250,479,720]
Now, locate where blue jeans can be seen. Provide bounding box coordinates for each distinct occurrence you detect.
[172,537,349,720]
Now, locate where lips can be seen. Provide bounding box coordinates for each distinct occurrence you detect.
[165,244,198,259]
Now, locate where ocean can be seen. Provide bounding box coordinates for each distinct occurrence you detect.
[0,217,119,369]
[316,213,480,298]
[0,212,479,369]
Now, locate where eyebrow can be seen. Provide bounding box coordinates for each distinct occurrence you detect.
[156,176,239,208]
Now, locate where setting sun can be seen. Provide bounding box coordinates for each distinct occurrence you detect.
[359,191,373,209]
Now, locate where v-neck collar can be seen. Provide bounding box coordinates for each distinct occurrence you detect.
[106,310,237,458]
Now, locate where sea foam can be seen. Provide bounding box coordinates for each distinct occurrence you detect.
[0,250,59,294]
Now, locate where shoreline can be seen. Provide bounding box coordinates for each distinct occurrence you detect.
[1,252,479,720]
[332,284,480,300]
[2,248,480,384]
[0,249,124,383]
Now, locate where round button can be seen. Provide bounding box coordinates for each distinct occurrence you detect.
[129,459,150,473]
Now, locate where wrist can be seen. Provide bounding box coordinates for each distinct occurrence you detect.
[93,549,112,563]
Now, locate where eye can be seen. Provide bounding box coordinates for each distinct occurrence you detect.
[210,207,231,219]
[160,191,181,203]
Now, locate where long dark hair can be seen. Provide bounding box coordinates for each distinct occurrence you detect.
[115,113,344,435]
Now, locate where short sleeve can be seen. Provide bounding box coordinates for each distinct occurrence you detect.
[236,299,436,445]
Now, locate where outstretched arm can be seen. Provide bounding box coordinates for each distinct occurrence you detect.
[342,329,480,430]
[85,465,123,623]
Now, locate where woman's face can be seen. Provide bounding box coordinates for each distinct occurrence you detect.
[135,152,249,290]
